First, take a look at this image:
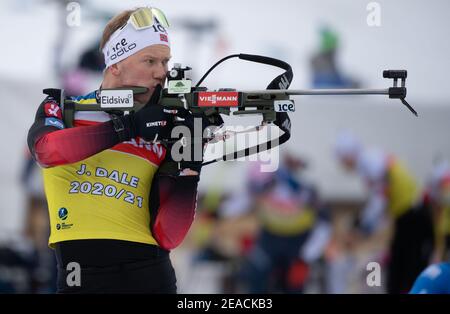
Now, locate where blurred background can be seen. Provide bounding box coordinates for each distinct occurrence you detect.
[1,0,449,293]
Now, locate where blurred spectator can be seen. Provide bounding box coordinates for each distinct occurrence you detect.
[62,41,104,97]
[0,149,56,293]
[406,160,450,295]
[310,26,360,88]
[0,236,38,293]
[185,181,257,293]
[230,153,331,293]
[334,131,434,293]
[422,159,450,262]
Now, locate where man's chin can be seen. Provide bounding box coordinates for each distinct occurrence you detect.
[134,86,161,104]
[135,93,151,105]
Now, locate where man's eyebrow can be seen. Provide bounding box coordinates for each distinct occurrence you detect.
[142,54,172,60]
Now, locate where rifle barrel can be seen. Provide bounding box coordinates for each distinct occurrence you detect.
[242,88,389,96]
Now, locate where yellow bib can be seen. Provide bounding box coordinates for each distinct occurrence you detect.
[43,145,165,248]
[386,159,419,219]
[258,197,316,236]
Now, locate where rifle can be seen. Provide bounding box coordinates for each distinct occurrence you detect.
[44,54,416,166]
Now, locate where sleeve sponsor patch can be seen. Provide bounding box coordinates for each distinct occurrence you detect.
[44,102,62,119]
[45,117,65,129]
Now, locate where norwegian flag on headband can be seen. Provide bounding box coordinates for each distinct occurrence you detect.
[160,34,168,43]
[44,102,62,119]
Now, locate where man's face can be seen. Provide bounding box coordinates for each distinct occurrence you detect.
[114,44,171,104]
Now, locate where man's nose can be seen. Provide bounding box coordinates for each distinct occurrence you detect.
[153,63,167,80]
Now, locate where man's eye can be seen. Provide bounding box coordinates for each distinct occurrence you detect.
[147,59,155,64]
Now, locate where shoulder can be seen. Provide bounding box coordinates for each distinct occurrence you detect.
[72,91,111,123]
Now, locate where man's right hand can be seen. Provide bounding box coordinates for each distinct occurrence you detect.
[116,86,174,142]
[123,104,173,142]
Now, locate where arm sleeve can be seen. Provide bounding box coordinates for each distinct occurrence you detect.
[360,187,387,235]
[149,165,200,251]
[27,97,121,168]
[301,220,332,263]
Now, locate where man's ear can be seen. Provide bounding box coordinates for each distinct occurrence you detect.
[109,63,121,76]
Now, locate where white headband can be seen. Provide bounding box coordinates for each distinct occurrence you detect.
[102,19,170,68]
